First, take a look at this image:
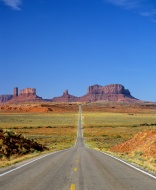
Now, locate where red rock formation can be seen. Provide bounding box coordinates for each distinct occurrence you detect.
[52,90,78,102]
[78,84,137,102]
[0,95,13,103]
[0,87,45,104]
[13,87,18,97]
[9,87,45,103]
[19,88,36,97]
[52,84,138,103]
[0,84,139,104]
[87,84,131,95]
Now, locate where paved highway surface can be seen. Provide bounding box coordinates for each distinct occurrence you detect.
[0,106,156,190]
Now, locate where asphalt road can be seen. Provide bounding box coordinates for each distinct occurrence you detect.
[0,106,156,190]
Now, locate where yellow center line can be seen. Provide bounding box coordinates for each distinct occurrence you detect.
[70,184,76,190]
[76,160,79,163]
[74,168,78,172]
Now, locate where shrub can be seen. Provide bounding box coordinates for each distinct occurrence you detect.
[134,151,143,156]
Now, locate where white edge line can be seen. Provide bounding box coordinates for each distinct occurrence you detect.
[0,149,67,177]
[102,151,156,180]
[81,106,156,180]
[0,107,82,177]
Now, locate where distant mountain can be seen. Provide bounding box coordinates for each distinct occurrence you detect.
[0,95,13,103]
[0,84,139,104]
[78,84,138,102]
[52,84,138,103]
[0,87,47,104]
[52,90,78,102]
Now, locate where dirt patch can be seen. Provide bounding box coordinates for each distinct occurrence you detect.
[0,103,79,113]
[111,130,156,157]
[82,102,156,114]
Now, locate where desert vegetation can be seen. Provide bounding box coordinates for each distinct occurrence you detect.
[1,102,156,173]
[0,129,48,158]
[82,110,156,173]
[0,111,78,167]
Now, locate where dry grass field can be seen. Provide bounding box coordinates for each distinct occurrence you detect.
[82,103,156,174]
[0,110,78,167]
[1,102,156,172]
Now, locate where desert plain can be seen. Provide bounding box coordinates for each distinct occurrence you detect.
[0,102,156,174]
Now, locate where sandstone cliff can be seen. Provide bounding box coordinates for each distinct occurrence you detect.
[78,84,137,102]
[0,95,13,103]
[52,90,78,102]
[0,84,138,104]
[87,84,131,95]
[10,88,44,103]
[19,88,36,97]
[52,84,138,103]
[0,87,44,104]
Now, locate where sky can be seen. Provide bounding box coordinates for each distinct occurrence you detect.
[1,0,156,101]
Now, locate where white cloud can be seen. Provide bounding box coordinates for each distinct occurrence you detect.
[104,0,140,9]
[140,10,156,23]
[104,0,156,22]
[140,10,156,17]
[2,0,22,10]
[151,19,156,23]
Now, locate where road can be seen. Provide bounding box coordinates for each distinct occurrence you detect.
[0,106,156,190]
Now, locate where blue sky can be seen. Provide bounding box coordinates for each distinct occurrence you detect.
[1,0,156,101]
